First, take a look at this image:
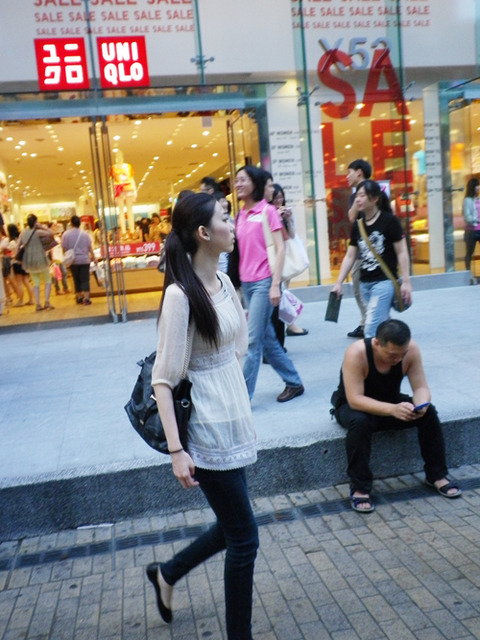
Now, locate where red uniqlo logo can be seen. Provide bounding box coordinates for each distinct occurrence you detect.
[34,39,90,91]
[97,37,150,89]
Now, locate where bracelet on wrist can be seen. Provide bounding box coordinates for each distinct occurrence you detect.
[169,448,184,455]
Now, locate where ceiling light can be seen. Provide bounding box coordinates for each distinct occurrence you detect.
[6,137,13,142]
[135,120,142,125]
[113,135,121,141]
[58,147,64,151]
[75,161,82,165]
[19,140,26,146]
[212,152,218,157]
[167,140,173,145]
[30,153,37,158]
[202,130,210,136]
[191,144,198,148]
[154,156,159,160]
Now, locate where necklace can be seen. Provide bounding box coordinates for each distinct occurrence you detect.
[365,209,380,222]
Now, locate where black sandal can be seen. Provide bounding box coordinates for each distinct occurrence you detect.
[425,479,462,499]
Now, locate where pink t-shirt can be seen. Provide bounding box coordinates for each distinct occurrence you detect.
[236,199,283,283]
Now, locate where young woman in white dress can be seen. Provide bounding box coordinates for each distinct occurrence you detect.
[148,192,258,640]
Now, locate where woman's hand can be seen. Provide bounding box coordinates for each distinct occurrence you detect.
[269,282,281,306]
[170,450,199,489]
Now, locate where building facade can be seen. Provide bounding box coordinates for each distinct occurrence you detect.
[1,0,479,317]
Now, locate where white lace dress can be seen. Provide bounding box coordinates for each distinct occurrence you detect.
[152,272,257,471]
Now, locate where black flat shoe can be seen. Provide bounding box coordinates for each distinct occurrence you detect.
[286,327,308,336]
[146,563,173,623]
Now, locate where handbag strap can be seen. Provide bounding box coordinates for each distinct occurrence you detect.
[357,217,403,304]
[181,326,191,379]
[21,227,36,250]
[261,205,273,249]
[72,230,83,251]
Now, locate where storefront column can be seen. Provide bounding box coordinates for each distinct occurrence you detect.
[266,82,330,284]
[423,83,446,270]
[308,105,330,282]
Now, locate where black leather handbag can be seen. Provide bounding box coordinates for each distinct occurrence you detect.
[125,332,192,454]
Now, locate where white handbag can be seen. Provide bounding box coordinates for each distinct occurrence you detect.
[262,207,309,282]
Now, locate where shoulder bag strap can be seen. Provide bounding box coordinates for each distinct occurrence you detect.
[181,326,191,379]
[357,217,402,304]
[72,230,83,251]
[261,205,273,249]
[21,227,37,250]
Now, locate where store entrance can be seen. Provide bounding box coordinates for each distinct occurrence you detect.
[1,108,260,327]
[447,92,480,275]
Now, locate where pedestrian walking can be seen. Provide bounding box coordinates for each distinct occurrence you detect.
[234,165,304,403]
[148,192,258,640]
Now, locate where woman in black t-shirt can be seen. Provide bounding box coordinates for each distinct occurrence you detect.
[332,180,412,337]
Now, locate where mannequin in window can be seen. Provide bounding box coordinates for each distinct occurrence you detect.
[109,150,136,236]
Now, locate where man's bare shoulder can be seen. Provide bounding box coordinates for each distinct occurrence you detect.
[403,339,422,368]
[343,339,367,369]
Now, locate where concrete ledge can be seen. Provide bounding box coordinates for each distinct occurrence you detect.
[2,416,478,542]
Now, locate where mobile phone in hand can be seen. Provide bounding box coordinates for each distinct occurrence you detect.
[413,402,429,413]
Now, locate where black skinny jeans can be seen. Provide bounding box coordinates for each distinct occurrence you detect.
[161,467,259,640]
[335,399,448,494]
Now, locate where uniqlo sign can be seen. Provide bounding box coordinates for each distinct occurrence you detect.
[34,39,90,91]
[97,37,150,89]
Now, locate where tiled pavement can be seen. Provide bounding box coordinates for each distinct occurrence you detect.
[1,464,480,640]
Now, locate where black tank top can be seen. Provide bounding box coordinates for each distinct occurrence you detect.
[336,338,404,404]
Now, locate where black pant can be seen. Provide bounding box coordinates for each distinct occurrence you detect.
[271,305,285,348]
[70,264,90,294]
[161,467,258,640]
[465,230,480,270]
[335,398,448,494]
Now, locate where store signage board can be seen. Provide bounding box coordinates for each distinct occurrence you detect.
[0,1,476,85]
[97,37,150,89]
[102,241,161,258]
[34,36,149,90]
[34,38,90,91]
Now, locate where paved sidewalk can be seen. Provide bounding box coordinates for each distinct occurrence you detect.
[1,285,479,485]
[1,464,480,640]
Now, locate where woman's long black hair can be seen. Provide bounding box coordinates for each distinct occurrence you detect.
[465,177,479,198]
[158,192,219,347]
[356,179,393,214]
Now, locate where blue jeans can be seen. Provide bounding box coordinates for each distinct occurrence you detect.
[242,277,303,398]
[360,279,395,338]
[161,467,259,640]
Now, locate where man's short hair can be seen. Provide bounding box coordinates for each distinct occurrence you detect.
[376,320,411,346]
[200,176,219,192]
[347,159,372,180]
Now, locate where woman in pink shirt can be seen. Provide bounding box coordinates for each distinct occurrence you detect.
[234,165,304,403]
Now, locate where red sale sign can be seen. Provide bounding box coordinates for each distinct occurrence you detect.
[34,38,90,91]
[97,37,150,89]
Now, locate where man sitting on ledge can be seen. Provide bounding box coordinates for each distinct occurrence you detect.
[331,319,462,513]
